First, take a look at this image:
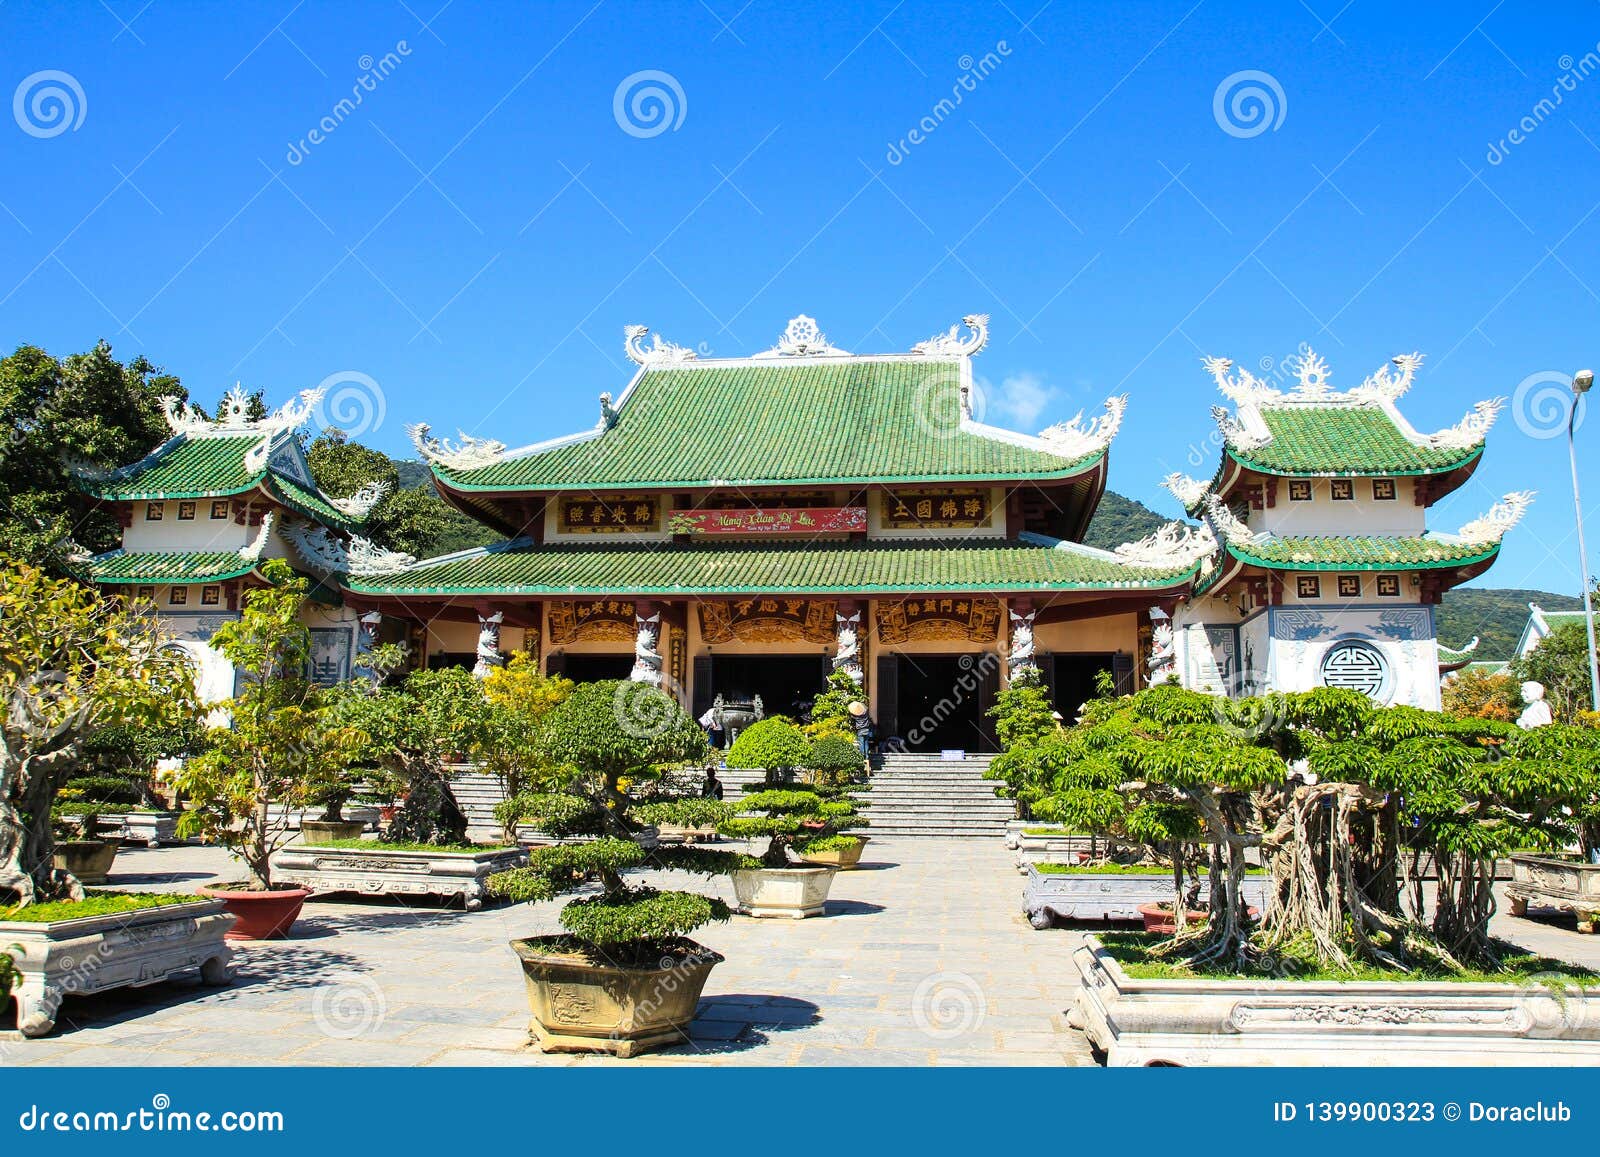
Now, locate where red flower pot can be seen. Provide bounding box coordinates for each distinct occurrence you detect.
[1136,902,1259,935]
[198,884,312,940]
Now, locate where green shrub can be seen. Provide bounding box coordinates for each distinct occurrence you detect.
[484,681,745,965]
[807,733,863,785]
[727,717,811,774]
[2,892,202,923]
[61,774,143,805]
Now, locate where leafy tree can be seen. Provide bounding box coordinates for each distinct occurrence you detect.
[175,562,367,889]
[1513,620,1597,721]
[478,654,574,798]
[0,342,180,570]
[486,681,747,965]
[806,733,864,787]
[328,665,490,846]
[988,665,1059,749]
[805,670,864,739]
[720,717,864,866]
[1441,666,1523,722]
[0,557,196,904]
[305,429,499,558]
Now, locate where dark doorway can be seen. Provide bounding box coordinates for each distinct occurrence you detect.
[893,654,992,753]
[559,653,634,683]
[707,654,829,721]
[1047,652,1116,722]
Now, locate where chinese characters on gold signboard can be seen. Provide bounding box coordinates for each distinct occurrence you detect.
[876,597,1001,644]
[560,496,658,533]
[548,599,637,644]
[699,598,837,644]
[880,488,990,530]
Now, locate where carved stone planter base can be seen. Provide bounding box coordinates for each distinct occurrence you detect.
[1072,935,1600,1066]
[1023,863,1267,929]
[1508,853,1600,931]
[731,866,837,918]
[511,936,722,1058]
[2,900,235,1038]
[272,845,527,910]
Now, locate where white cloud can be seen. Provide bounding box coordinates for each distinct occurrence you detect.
[981,371,1057,428]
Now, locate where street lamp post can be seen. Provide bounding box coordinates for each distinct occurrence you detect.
[1570,369,1600,715]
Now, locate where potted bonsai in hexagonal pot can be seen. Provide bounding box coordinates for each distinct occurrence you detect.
[486,679,752,1058]
[720,718,864,916]
[793,732,870,869]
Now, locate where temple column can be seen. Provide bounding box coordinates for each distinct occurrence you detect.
[473,609,504,678]
[1006,598,1037,681]
[630,600,664,686]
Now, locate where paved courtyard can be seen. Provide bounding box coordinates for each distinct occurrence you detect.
[7,838,1600,1067]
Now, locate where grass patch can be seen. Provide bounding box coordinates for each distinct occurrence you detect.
[1097,931,1599,985]
[310,838,515,854]
[1034,862,1264,876]
[1021,827,1074,836]
[2,892,203,923]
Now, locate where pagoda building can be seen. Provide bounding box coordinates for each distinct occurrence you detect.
[345,315,1208,750]
[72,387,403,703]
[1161,350,1529,711]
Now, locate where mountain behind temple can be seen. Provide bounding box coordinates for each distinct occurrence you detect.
[394,459,1578,663]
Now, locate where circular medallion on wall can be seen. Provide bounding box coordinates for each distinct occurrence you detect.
[1318,638,1391,702]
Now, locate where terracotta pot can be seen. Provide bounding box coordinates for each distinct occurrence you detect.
[52,839,118,886]
[510,936,723,1058]
[795,836,868,870]
[198,884,312,940]
[1136,902,1259,935]
[300,820,366,846]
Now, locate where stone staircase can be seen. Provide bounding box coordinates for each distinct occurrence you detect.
[855,752,1014,838]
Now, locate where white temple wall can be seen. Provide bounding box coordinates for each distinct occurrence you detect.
[124,501,254,552]
[1030,613,1138,657]
[1254,479,1424,536]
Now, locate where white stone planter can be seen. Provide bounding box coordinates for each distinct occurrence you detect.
[2,899,235,1038]
[102,811,181,848]
[1508,853,1600,931]
[271,845,528,910]
[1004,820,1061,850]
[1023,863,1267,929]
[731,865,837,918]
[1072,935,1600,1066]
[1013,831,1098,873]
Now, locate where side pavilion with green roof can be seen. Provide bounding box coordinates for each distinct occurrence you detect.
[353,315,1207,751]
[71,386,399,704]
[1160,349,1528,712]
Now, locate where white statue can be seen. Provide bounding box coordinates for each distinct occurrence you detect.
[833,611,863,682]
[1149,621,1176,681]
[1518,681,1553,729]
[1007,608,1037,679]
[473,612,504,678]
[631,612,664,686]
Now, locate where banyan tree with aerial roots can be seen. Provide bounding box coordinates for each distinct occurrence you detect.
[989,682,1600,973]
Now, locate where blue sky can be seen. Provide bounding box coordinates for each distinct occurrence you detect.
[2,0,1599,592]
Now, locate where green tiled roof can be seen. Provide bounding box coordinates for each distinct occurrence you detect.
[79,433,363,531]
[1228,404,1481,477]
[83,549,260,584]
[265,474,361,534]
[345,537,1195,597]
[81,436,264,499]
[1225,534,1500,572]
[433,360,1101,491]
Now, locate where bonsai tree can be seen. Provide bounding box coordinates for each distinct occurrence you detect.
[330,665,490,846]
[987,665,1059,749]
[0,556,196,906]
[805,669,865,740]
[176,562,368,889]
[721,717,864,867]
[479,654,574,798]
[487,680,750,962]
[807,732,865,788]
